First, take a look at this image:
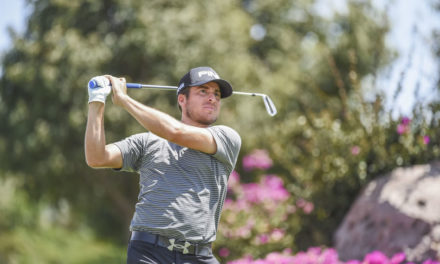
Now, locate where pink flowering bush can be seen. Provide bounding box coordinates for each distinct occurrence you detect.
[216,148,440,263]
[216,171,300,261]
[227,248,440,264]
[215,150,314,262]
[266,110,440,253]
[395,116,432,148]
[243,149,274,171]
[391,116,433,165]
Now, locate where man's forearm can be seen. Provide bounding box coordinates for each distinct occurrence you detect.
[109,76,216,154]
[119,95,184,141]
[85,103,107,167]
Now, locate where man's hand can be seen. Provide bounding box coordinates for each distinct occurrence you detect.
[106,75,128,107]
[88,76,112,104]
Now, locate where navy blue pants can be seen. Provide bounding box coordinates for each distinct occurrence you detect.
[126,240,220,264]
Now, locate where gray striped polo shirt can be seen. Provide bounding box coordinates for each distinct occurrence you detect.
[113,125,241,243]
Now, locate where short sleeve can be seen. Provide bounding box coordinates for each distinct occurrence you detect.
[207,125,241,169]
[112,133,149,172]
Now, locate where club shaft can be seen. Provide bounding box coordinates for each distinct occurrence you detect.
[127,83,177,90]
[94,81,264,95]
[130,84,266,97]
[89,80,276,116]
[231,91,266,97]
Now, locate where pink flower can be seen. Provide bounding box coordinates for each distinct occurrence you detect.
[307,246,322,255]
[296,198,314,213]
[257,234,269,244]
[223,198,251,212]
[237,223,253,238]
[351,146,360,155]
[242,183,261,203]
[401,117,411,125]
[397,117,411,135]
[243,149,273,171]
[228,171,240,188]
[226,248,437,264]
[423,135,430,145]
[282,248,292,254]
[242,175,290,204]
[321,248,340,264]
[296,198,307,208]
[422,260,440,264]
[363,251,388,264]
[263,175,290,201]
[227,255,253,264]
[390,252,406,264]
[397,124,407,134]
[224,198,233,206]
[302,201,314,214]
[346,261,362,264]
[219,247,230,257]
[270,228,285,241]
[266,252,296,263]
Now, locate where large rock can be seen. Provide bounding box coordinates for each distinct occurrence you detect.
[334,161,440,262]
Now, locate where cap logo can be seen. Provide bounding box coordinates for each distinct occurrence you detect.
[198,70,219,79]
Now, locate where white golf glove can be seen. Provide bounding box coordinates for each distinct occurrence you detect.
[88,76,112,104]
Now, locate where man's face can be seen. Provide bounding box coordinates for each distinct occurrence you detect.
[179,82,221,126]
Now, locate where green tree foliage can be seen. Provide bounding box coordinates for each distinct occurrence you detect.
[0,175,125,263]
[1,0,440,261]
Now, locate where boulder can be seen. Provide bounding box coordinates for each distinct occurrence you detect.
[334,161,440,262]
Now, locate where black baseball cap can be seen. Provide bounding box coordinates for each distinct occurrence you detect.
[177,67,233,98]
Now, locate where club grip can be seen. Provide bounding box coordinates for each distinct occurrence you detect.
[88,79,141,89]
[88,79,108,89]
[127,83,142,88]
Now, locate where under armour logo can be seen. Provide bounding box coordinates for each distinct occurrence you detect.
[167,238,191,254]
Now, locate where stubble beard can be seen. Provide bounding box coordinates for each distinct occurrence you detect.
[185,107,218,126]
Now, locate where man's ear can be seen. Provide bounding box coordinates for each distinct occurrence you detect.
[177,93,186,107]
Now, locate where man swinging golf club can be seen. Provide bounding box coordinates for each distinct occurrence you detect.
[85,66,241,264]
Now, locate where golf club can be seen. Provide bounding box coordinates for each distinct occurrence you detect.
[88,79,277,116]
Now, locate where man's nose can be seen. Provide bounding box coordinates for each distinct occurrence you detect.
[207,92,217,102]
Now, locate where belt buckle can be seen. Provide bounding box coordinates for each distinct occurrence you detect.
[167,238,191,254]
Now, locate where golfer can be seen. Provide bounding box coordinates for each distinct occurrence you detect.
[85,66,241,264]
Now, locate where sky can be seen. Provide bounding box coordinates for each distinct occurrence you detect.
[375,0,439,118]
[0,0,28,52]
[0,0,439,118]
[314,0,440,117]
